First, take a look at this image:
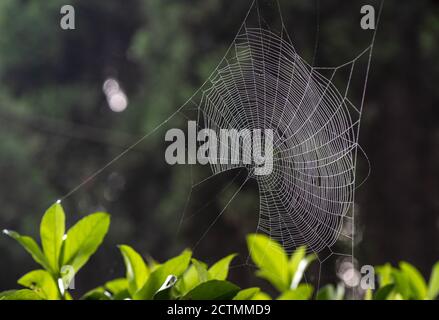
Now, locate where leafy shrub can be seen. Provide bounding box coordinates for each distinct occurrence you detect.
[372,261,439,300]
[1,202,109,300]
[1,203,438,300]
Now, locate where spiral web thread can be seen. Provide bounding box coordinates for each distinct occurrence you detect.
[62,0,381,292]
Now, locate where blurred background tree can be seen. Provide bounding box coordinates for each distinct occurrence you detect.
[0,0,438,297]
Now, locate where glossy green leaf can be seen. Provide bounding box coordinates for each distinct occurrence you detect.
[288,246,306,283]
[81,287,111,300]
[208,254,236,281]
[247,234,289,291]
[277,284,313,300]
[153,287,174,300]
[399,261,428,299]
[134,249,191,300]
[251,291,272,300]
[174,265,199,296]
[192,259,209,283]
[112,290,131,300]
[18,269,59,300]
[105,278,128,295]
[62,212,110,273]
[81,278,130,300]
[3,230,51,272]
[40,202,65,272]
[183,280,240,300]
[153,276,178,300]
[0,289,43,300]
[103,278,130,300]
[233,287,260,300]
[427,262,439,300]
[119,245,149,295]
[290,253,316,289]
[166,259,207,299]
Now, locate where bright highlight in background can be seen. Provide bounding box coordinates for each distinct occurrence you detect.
[103,78,128,112]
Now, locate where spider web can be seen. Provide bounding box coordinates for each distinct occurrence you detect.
[176,0,377,259]
[62,0,382,296]
[199,25,357,255]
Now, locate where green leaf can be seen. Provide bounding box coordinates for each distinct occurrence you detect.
[277,284,313,300]
[175,259,211,296]
[427,262,439,300]
[134,249,192,300]
[105,278,128,295]
[373,284,395,300]
[40,202,65,273]
[81,287,111,300]
[147,257,160,272]
[119,245,149,295]
[0,289,43,300]
[192,259,209,283]
[288,246,306,283]
[233,287,260,300]
[392,269,411,299]
[105,278,130,300]
[252,291,272,300]
[247,234,289,291]
[208,254,236,281]
[399,261,428,299]
[112,290,131,300]
[183,280,240,300]
[174,265,199,296]
[62,212,110,273]
[290,253,316,289]
[153,287,173,300]
[18,269,59,300]
[3,230,51,271]
[153,276,178,300]
[0,290,16,298]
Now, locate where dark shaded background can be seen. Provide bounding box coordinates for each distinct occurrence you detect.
[0,0,438,296]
